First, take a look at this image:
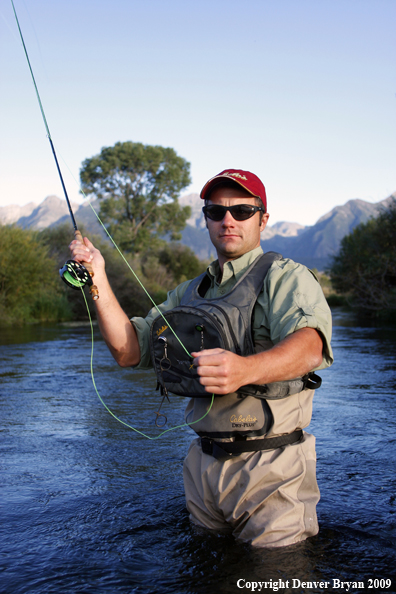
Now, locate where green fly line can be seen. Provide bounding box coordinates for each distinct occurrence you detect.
[11,0,214,437]
[86,200,191,357]
[74,262,214,439]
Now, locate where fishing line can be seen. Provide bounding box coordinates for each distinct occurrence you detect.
[12,0,214,435]
[76,265,214,439]
[59,157,215,435]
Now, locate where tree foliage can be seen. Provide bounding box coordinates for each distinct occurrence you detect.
[0,224,70,325]
[329,199,396,314]
[1,220,208,325]
[80,141,192,252]
[157,243,205,285]
[39,223,153,319]
[140,242,208,304]
[38,225,207,320]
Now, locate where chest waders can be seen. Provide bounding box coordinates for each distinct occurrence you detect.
[150,252,321,459]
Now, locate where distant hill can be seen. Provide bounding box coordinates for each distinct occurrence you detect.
[0,196,106,237]
[1,191,394,271]
[0,201,38,225]
[262,195,395,270]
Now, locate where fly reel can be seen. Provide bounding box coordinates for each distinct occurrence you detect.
[59,260,99,300]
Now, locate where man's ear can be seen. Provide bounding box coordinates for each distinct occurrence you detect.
[260,213,270,232]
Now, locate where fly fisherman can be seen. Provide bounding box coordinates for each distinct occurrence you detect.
[69,169,333,548]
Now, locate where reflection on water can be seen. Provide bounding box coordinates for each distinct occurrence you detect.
[1,311,396,593]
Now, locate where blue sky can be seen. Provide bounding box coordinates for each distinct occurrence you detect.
[1,0,395,225]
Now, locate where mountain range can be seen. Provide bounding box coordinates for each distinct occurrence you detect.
[1,191,394,271]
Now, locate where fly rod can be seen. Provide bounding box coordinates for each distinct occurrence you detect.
[11,0,99,299]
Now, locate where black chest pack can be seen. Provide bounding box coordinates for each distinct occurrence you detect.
[149,252,322,402]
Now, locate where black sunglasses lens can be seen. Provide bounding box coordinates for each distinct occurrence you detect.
[231,205,256,220]
[204,205,258,221]
[205,206,226,220]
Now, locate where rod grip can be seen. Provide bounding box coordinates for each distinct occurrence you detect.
[74,230,99,300]
[74,230,93,274]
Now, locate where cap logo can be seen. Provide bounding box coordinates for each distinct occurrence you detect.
[226,172,248,181]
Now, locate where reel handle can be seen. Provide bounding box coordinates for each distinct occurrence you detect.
[74,230,99,300]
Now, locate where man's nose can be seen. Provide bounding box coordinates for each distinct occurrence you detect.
[221,210,235,225]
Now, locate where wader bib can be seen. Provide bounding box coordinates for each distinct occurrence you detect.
[150,252,321,458]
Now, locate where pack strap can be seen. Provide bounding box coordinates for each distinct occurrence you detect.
[303,372,322,391]
[201,430,303,460]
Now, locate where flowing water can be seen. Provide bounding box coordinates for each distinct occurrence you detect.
[1,310,396,594]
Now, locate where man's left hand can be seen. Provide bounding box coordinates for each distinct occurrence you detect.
[191,328,324,395]
[191,348,245,395]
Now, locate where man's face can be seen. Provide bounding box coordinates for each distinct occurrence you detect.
[205,185,269,267]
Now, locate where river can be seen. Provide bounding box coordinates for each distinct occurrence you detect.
[1,309,395,594]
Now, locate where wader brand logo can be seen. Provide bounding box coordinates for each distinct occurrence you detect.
[230,414,257,428]
[156,325,168,337]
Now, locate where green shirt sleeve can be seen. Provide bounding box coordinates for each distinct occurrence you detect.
[253,258,334,370]
[130,279,192,369]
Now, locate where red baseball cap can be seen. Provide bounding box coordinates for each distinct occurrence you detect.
[200,169,267,211]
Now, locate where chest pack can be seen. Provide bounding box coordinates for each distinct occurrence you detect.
[149,252,321,403]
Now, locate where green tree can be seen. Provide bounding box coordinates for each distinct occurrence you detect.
[329,199,396,314]
[0,225,71,325]
[157,243,207,285]
[138,243,208,304]
[38,225,208,321]
[80,141,192,253]
[39,223,152,319]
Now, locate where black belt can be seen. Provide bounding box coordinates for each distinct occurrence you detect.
[201,430,303,460]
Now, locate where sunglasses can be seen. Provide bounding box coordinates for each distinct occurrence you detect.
[202,204,264,222]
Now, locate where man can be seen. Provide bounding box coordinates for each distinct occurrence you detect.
[70,169,333,548]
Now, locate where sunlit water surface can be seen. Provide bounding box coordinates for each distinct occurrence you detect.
[1,310,396,593]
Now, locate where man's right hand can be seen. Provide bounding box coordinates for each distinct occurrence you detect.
[68,235,141,367]
[69,236,105,278]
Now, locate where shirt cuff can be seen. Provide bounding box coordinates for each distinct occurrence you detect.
[130,317,153,369]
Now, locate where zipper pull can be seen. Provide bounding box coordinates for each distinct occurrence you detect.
[195,324,205,350]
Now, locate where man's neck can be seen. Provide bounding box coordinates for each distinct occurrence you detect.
[217,244,261,273]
